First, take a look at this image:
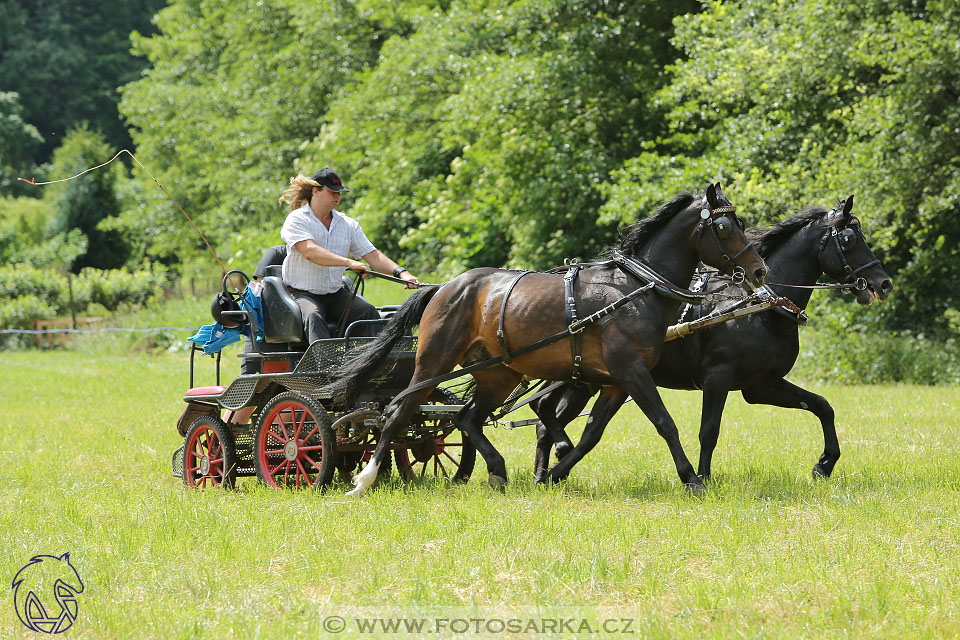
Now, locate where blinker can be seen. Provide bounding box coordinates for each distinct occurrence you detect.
[838,227,856,251]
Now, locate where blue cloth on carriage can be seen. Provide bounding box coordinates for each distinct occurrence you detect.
[239,282,265,342]
[187,322,245,355]
[187,282,266,354]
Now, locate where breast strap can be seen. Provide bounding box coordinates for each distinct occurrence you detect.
[497,270,535,364]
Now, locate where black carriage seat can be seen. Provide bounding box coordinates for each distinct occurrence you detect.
[260,266,393,342]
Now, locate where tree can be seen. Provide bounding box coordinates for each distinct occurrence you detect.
[307,0,698,273]
[117,0,412,264]
[47,126,128,271]
[0,0,166,165]
[600,0,960,335]
[0,92,44,196]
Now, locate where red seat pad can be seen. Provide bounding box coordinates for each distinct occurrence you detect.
[184,386,227,397]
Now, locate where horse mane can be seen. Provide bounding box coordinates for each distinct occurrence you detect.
[750,206,838,259]
[615,191,699,255]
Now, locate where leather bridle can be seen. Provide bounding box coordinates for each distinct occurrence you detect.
[816,219,877,292]
[696,203,754,284]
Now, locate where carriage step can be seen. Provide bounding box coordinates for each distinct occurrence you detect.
[418,404,463,412]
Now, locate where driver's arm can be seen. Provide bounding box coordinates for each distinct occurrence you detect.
[294,239,367,273]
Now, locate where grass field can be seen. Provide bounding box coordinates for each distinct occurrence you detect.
[2,344,960,638]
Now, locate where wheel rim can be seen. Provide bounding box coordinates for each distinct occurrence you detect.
[257,400,327,489]
[185,426,225,488]
[396,432,466,481]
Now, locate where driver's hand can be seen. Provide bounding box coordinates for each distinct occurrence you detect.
[347,260,370,277]
[399,271,421,289]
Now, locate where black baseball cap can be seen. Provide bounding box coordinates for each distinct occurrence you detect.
[312,168,350,192]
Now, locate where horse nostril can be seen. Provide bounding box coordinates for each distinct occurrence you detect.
[882,279,892,292]
[754,267,768,283]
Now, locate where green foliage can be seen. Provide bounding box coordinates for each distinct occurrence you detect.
[793,295,960,385]
[601,0,960,336]
[116,0,404,263]
[309,0,697,273]
[0,92,44,196]
[46,126,129,270]
[0,262,170,331]
[0,195,50,262]
[0,0,166,165]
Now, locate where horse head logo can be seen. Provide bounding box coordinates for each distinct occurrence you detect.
[11,553,84,634]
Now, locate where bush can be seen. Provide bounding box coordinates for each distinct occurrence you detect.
[794,296,960,385]
[0,262,172,331]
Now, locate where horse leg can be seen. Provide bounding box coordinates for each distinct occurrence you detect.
[457,367,525,489]
[550,383,597,459]
[545,386,628,483]
[741,377,840,479]
[345,390,429,497]
[531,384,584,483]
[617,367,704,491]
[696,369,733,481]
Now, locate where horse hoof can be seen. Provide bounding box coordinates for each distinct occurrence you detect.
[812,464,831,480]
[488,474,508,490]
[698,473,713,484]
[684,481,707,497]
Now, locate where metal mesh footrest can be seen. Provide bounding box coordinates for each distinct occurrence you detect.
[171,445,184,478]
[218,377,259,411]
[295,336,418,373]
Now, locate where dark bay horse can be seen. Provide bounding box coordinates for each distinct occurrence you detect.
[331,184,768,496]
[532,195,893,484]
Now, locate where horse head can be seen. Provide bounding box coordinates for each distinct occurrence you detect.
[819,195,893,304]
[11,552,84,633]
[695,182,768,288]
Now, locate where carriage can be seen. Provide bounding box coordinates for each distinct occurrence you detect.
[171,266,476,489]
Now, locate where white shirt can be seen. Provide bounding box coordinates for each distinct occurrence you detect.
[280,205,376,294]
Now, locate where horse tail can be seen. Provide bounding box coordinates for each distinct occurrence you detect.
[330,284,442,406]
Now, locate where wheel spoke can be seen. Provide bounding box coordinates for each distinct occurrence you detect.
[296,460,315,488]
[435,456,450,479]
[300,425,319,443]
[298,444,325,452]
[295,410,309,440]
[209,457,224,465]
[442,449,461,466]
[269,460,289,477]
[275,410,292,441]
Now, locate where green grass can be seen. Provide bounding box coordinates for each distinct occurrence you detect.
[2,348,960,638]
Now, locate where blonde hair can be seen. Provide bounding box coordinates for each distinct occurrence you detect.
[279,174,321,211]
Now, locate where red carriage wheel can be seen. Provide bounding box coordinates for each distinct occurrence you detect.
[183,415,237,489]
[395,389,475,483]
[395,429,475,483]
[253,392,336,489]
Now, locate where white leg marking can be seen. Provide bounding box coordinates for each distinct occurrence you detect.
[345,459,381,497]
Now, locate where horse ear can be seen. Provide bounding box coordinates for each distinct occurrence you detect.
[706,183,718,207]
[843,195,854,215]
[60,552,71,562]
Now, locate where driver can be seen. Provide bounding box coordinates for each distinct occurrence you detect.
[278,168,420,343]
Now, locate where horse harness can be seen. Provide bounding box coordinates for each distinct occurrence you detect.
[818,223,877,292]
[494,252,711,384]
[697,204,753,283]
[389,203,747,405]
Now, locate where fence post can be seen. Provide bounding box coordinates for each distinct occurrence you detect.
[67,273,77,330]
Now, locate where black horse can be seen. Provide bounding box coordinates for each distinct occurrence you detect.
[532,195,893,484]
[330,184,768,496]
